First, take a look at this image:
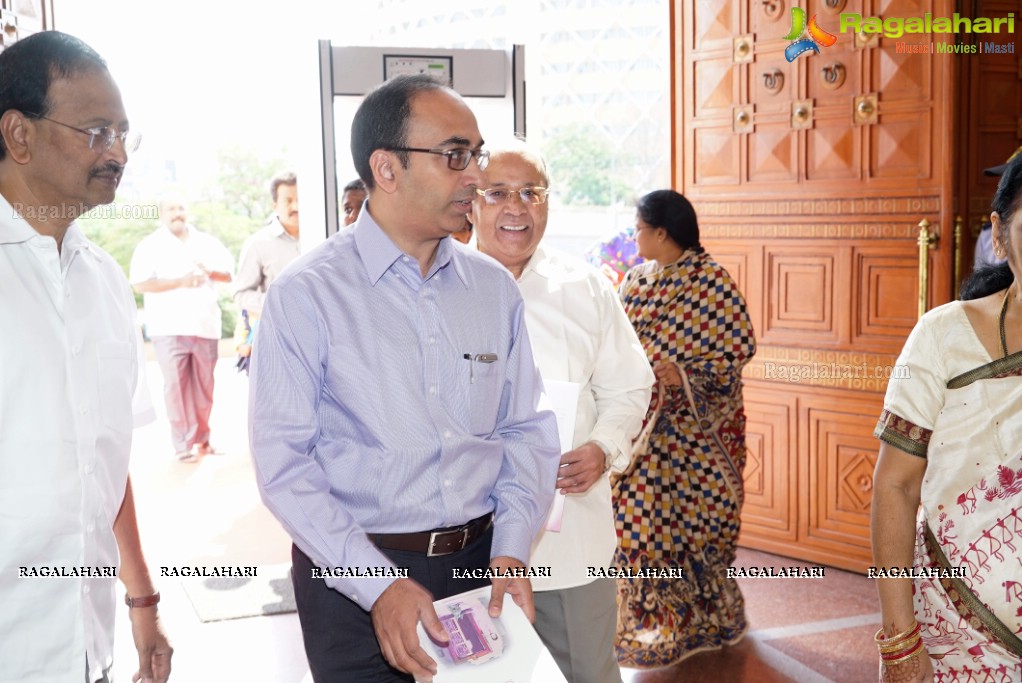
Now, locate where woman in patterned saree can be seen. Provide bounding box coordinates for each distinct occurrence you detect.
[612,190,756,667]
[872,154,1022,682]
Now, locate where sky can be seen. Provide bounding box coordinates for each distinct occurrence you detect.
[56,1,534,158]
[53,1,658,251]
[57,1,333,195]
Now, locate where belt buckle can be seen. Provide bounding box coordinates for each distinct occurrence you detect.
[427,526,470,557]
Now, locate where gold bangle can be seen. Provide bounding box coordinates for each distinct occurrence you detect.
[879,633,920,655]
[882,643,924,667]
[874,621,919,646]
[874,633,923,654]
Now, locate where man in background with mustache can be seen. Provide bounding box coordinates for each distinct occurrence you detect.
[130,198,233,462]
[0,31,172,682]
[232,171,300,369]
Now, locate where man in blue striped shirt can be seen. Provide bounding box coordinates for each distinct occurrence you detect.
[249,74,561,682]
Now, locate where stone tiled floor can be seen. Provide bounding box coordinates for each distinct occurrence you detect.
[113,357,880,682]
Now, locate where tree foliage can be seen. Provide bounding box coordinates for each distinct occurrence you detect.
[210,145,289,220]
[542,124,633,207]
[79,144,288,338]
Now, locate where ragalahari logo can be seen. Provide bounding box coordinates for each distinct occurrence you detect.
[783,7,837,62]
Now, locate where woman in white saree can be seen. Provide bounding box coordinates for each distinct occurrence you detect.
[872,154,1022,682]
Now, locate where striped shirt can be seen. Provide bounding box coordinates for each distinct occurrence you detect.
[249,210,560,607]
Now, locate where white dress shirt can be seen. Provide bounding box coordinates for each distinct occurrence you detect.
[518,245,654,591]
[249,217,561,607]
[129,224,234,339]
[0,193,154,683]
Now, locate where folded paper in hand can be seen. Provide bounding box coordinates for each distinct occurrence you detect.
[415,586,566,682]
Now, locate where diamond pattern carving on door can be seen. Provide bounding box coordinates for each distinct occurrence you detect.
[870,112,931,179]
[749,123,797,183]
[692,0,737,48]
[742,391,796,542]
[802,403,880,564]
[876,0,928,20]
[693,127,739,185]
[694,59,735,116]
[838,450,876,513]
[873,48,930,102]
[807,122,859,181]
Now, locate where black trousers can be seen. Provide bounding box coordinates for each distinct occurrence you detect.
[291,526,493,683]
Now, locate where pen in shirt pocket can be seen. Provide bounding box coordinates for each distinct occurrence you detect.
[462,352,498,383]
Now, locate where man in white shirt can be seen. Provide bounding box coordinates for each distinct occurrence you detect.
[471,142,654,683]
[130,199,233,461]
[0,30,171,683]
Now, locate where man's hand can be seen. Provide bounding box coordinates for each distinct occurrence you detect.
[128,607,172,683]
[487,556,535,622]
[196,261,232,283]
[179,269,208,288]
[556,442,605,494]
[370,578,446,681]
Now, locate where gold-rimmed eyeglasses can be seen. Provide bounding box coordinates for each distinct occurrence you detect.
[26,113,141,153]
[476,186,549,206]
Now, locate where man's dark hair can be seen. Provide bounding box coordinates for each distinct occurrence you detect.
[0,31,107,161]
[636,189,703,254]
[269,171,297,202]
[343,178,366,194]
[350,74,447,190]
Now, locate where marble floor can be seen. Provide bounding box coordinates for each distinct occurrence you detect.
[112,355,880,682]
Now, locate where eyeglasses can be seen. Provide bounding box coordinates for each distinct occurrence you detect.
[476,186,550,206]
[386,146,489,171]
[27,113,141,153]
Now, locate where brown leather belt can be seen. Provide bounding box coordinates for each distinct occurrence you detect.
[370,513,493,557]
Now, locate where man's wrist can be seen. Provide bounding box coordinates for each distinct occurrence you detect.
[489,554,527,568]
[590,440,614,472]
[125,590,160,608]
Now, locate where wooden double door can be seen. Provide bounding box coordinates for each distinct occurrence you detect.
[672,0,1020,572]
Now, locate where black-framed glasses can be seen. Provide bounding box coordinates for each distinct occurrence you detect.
[26,113,141,153]
[476,186,549,206]
[386,146,489,171]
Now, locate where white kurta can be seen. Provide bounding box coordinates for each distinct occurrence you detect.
[517,245,654,591]
[129,224,234,339]
[0,193,153,683]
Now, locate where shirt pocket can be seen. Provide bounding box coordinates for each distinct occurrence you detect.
[465,357,503,436]
[97,340,134,434]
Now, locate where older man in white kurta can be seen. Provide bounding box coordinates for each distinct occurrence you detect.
[472,145,653,682]
[0,30,171,683]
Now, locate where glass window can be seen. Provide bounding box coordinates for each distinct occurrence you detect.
[363,0,671,256]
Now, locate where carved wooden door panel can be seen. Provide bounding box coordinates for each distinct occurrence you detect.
[675,0,972,571]
[959,0,1022,285]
